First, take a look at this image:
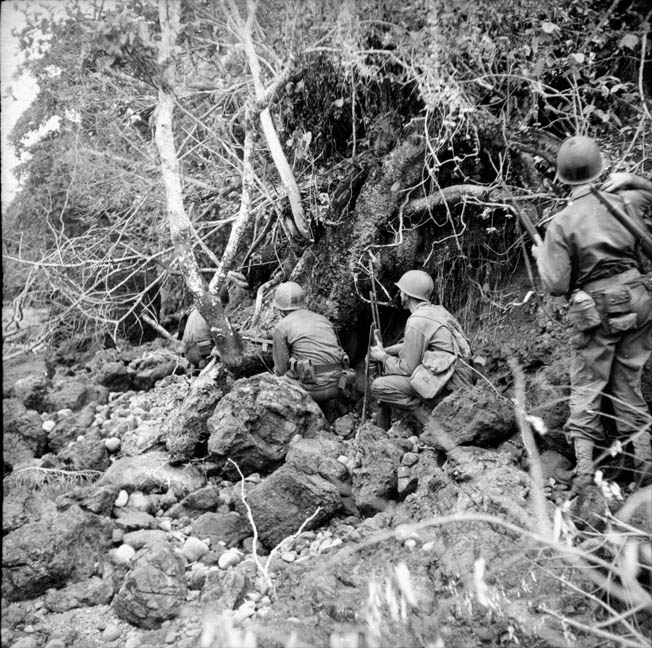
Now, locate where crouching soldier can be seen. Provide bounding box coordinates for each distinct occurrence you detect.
[533,135,652,492]
[182,308,214,371]
[368,270,473,441]
[272,282,356,418]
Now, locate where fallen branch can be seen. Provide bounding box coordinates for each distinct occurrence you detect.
[404,184,498,216]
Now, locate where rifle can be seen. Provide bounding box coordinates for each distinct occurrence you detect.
[503,185,543,246]
[589,186,652,262]
[361,262,391,426]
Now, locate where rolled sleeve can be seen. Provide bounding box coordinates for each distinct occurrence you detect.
[537,221,572,295]
[272,326,290,375]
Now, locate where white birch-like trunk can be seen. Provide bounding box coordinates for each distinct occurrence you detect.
[156,0,242,364]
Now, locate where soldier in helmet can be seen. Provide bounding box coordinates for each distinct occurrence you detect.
[182,308,214,371]
[368,270,473,438]
[533,135,652,491]
[272,282,353,414]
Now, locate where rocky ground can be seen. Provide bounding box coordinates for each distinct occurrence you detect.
[2,297,651,648]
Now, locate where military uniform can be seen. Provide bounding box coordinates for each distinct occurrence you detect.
[371,302,472,410]
[182,309,213,368]
[537,188,652,449]
[273,308,349,404]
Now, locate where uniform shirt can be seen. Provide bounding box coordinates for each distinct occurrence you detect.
[383,302,464,377]
[273,308,345,378]
[182,309,212,351]
[537,189,652,295]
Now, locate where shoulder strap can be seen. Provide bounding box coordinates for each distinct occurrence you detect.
[414,313,472,358]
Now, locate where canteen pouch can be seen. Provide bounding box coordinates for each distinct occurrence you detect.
[338,368,357,396]
[409,350,456,400]
[606,312,637,333]
[295,359,317,384]
[599,285,633,315]
[568,290,601,331]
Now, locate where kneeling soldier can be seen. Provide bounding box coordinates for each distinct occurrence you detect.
[182,308,214,371]
[272,282,355,416]
[368,269,473,440]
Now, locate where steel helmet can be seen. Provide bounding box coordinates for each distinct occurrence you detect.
[273,282,306,310]
[555,136,603,185]
[395,270,434,301]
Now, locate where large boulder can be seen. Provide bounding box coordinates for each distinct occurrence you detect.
[2,504,113,601]
[99,451,206,496]
[2,489,59,534]
[46,403,97,454]
[3,398,48,468]
[285,432,350,493]
[191,511,251,548]
[165,483,223,519]
[93,360,133,392]
[207,373,327,476]
[127,350,187,390]
[43,576,114,612]
[352,423,404,514]
[426,382,517,448]
[234,464,342,549]
[13,374,51,412]
[44,377,109,412]
[164,364,229,463]
[112,542,187,628]
[411,445,532,528]
[56,434,111,472]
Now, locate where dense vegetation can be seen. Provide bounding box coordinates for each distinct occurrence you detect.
[2,0,650,354]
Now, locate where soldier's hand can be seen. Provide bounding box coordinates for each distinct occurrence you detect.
[368,344,387,363]
[601,172,634,193]
[531,244,542,260]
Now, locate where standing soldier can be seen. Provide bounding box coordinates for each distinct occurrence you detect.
[533,135,652,491]
[368,270,473,437]
[272,282,353,415]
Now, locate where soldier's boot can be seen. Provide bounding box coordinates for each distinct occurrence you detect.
[375,404,391,431]
[413,406,456,452]
[570,437,595,496]
[632,427,652,487]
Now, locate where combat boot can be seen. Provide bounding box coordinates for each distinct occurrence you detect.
[570,437,595,496]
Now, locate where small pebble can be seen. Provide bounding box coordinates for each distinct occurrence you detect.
[124,635,141,648]
[102,623,122,642]
[158,518,173,532]
[318,537,342,553]
[42,420,56,433]
[104,437,121,453]
[182,537,210,562]
[218,550,242,570]
[113,544,136,564]
[114,490,129,508]
[281,551,296,563]
[235,601,256,622]
[401,451,419,466]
